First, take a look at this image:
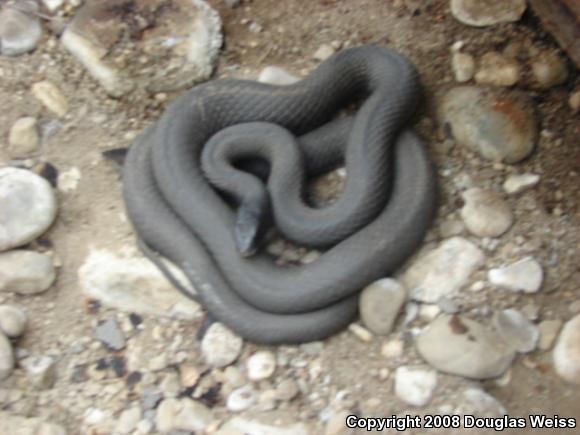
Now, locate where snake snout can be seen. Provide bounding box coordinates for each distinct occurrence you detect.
[234,205,263,257]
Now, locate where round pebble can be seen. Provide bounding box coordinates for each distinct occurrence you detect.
[31,81,69,118]
[0,1,42,56]
[460,188,513,238]
[488,257,543,293]
[394,366,438,407]
[247,351,276,381]
[502,173,540,194]
[0,331,14,380]
[531,50,568,89]
[0,250,57,295]
[0,305,27,337]
[451,52,475,82]
[475,52,521,87]
[227,385,257,412]
[275,378,299,401]
[8,117,40,157]
[258,66,300,86]
[494,309,539,353]
[359,278,406,335]
[0,168,58,251]
[553,314,580,385]
[538,319,563,351]
[450,0,526,27]
[201,323,243,368]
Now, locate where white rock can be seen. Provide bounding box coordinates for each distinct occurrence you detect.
[381,338,404,359]
[488,257,543,293]
[247,351,276,380]
[460,188,513,238]
[0,331,14,380]
[0,168,58,251]
[115,406,141,434]
[8,117,40,157]
[450,0,526,27]
[348,323,373,342]
[416,314,515,379]
[455,388,506,417]
[32,81,69,118]
[0,1,42,56]
[0,412,67,435]
[313,44,335,61]
[42,0,65,13]
[258,66,300,86]
[359,278,406,335]
[215,417,310,435]
[494,309,539,353]
[201,322,243,368]
[531,51,568,89]
[475,52,520,86]
[156,398,214,433]
[21,355,57,389]
[502,173,540,194]
[538,319,563,351]
[227,385,257,412]
[0,250,56,295]
[451,52,475,82]
[394,366,438,407]
[403,237,485,303]
[57,167,81,192]
[553,314,580,385]
[0,305,27,337]
[78,249,201,319]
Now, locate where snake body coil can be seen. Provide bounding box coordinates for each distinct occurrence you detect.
[122,45,437,343]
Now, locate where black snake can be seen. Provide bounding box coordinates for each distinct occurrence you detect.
[122,45,437,343]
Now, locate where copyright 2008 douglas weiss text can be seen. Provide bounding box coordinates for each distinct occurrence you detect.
[346,414,577,431]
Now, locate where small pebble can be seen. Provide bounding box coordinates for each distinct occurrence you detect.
[460,188,513,238]
[0,331,14,380]
[95,316,126,351]
[488,257,543,293]
[450,0,526,27]
[8,117,40,157]
[494,309,539,353]
[569,90,580,112]
[394,366,438,407]
[115,406,142,434]
[313,44,335,61]
[451,52,475,82]
[31,81,69,118]
[538,319,563,351]
[531,50,568,89]
[502,173,540,194]
[0,250,56,295]
[381,338,404,359]
[475,52,520,86]
[42,0,65,13]
[359,278,406,335]
[0,305,28,338]
[21,355,57,389]
[275,378,299,401]
[348,323,373,342]
[0,1,42,56]
[227,385,257,412]
[201,323,243,368]
[553,314,580,385]
[247,351,276,381]
[258,66,300,86]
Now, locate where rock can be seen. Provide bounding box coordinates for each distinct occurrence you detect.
[348,323,373,342]
[247,351,276,381]
[553,314,580,385]
[403,237,485,303]
[531,50,568,89]
[475,52,520,86]
[156,398,214,433]
[569,90,580,112]
[201,322,243,368]
[31,81,69,118]
[460,188,513,238]
[502,173,540,194]
[0,412,67,435]
[0,331,14,380]
[0,168,58,251]
[439,86,538,163]
[455,388,506,417]
[115,406,141,434]
[450,0,526,27]
[494,309,539,353]
[275,379,299,402]
[0,1,42,56]
[8,117,40,157]
[381,338,404,359]
[62,0,222,96]
[0,305,27,337]
[160,371,181,398]
[227,385,257,412]
[451,52,475,82]
[57,167,81,193]
[78,249,201,319]
[21,355,57,389]
[42,0,65,13]
[488,257,543,293]
[325,410,355,435]
[225,0,241,8]
[215,417,310,435]
[416,315,516,379]
[394,366,438,407]
[0,251,56,295]
[179,364,201,388]
[313,44,335,61]
[359,278,406,335]
[258,66,300,86]
[538,319,563,351]
[95,316,126,351]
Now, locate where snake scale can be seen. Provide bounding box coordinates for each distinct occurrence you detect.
[122,45,437,343]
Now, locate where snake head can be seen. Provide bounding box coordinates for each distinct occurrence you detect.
[234,205,262,257]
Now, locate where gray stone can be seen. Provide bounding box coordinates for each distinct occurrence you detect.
[502,173,540,195]
[475,52,520,87]
[0,1,42,56]
[156,398,214,433]
[227,385,257,412]
[0,168,58,251]
[8,117,40,157]
[0,331,14,380]
[451,52,475,82]
[0,305,27,337]
[247,351,276,381]
[416,315,516,379]
[95,316,126,351]
[460,188,513,238]
[21,355,57,389]
[201,322,243,368]
[439,86,537,163]
[31,81,69,118]
[0,251,56,295]
[78,249,201,319]
[403,237,485,303]
[494,309,539,353]
[488,257,543,293]
[553,314,580,385]
[215,417,310,435]
[538,319,563,351]
[450,0,526,27]
[275,379,299,402]
[258,66,300,86]
[531,51,568,89]
[394,366,438,407]
[360,278,406,334]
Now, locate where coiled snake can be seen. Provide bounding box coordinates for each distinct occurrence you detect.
[122,45,437,343]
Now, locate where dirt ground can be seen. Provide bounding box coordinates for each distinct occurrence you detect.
[0,0,578,433]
